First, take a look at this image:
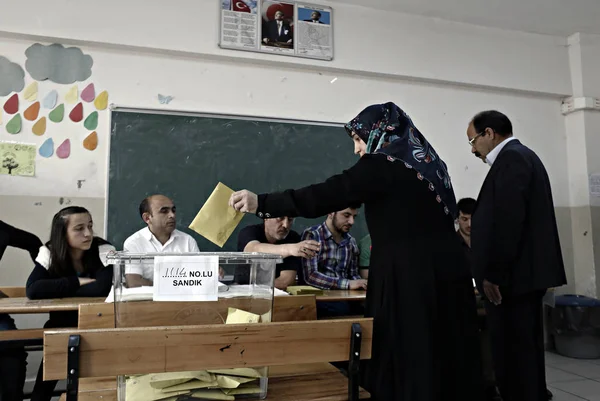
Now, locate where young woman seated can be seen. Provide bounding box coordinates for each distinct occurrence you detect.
[26,206,114,401]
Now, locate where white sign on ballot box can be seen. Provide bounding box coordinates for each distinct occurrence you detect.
[153,255,219,301]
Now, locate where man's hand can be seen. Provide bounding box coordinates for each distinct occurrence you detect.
[263,38,270,44]
[78,277,96,286]
[287,240,320,259]
[287,39,292,44]
[229,190,258,214]
[483,279,502,305]
[349,279,368,290]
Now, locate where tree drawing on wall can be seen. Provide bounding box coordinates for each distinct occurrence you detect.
[2,154,19,175]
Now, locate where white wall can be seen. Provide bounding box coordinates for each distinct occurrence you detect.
[0,0,570,96]
[0,0,573,280]
[0,0,575,278]
[0,0,573,201]
[0,36,570,202]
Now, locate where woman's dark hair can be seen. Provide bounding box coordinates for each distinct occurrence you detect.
[47,206,105,277]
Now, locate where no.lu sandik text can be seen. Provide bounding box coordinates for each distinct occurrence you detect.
[162,267,214,287]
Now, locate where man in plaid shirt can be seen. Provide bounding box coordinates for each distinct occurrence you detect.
[301,205,367,290]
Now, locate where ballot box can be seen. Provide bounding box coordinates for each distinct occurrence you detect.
[108,251,281,401]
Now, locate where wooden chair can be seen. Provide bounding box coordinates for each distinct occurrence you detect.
[0,286,26,298]
[46,318,372,401]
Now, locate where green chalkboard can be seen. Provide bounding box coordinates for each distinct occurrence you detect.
[107,110,367,252]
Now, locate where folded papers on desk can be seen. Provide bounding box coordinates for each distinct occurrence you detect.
[287,286,323,296]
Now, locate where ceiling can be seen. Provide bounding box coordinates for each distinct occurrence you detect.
[328,0,600,36]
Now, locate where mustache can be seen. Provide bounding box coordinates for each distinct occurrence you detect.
[474,151,486,163]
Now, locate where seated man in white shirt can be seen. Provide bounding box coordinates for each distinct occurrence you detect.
[123,194,199,287]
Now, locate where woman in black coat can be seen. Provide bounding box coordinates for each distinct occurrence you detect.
[230,102,484,400]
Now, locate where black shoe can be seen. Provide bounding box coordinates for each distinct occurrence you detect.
[547,388,553,400]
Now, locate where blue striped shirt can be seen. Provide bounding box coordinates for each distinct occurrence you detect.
[301,222,361,289]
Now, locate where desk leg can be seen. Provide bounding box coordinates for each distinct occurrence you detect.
[67,334,80,401]
[348,323,362,401]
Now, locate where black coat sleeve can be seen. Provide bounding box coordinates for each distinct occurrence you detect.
[26,263,80,299]
[74,265,113,297]
[485,150,532,286]
[257,154,391,219]
[0,220,43,261]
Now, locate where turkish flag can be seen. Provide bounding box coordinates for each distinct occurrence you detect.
[232,0,251,12]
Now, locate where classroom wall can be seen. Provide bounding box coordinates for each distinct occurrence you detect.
[0,0,575,287]
[0,0,579,380]
[0,0,571,96]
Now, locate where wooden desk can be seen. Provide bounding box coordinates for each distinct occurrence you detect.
[316,290,366,302]
[0,297,104,345]
[0,297,105,314]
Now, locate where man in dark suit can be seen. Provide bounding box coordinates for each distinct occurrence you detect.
[262,10,293,45]
[303,11,323,23]
[466,110,567,401]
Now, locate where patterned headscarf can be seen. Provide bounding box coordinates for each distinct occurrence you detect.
[345,102,457,218]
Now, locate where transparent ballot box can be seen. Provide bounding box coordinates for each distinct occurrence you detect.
[107,252,282,401]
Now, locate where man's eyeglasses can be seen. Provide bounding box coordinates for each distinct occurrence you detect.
[468,131,485,146]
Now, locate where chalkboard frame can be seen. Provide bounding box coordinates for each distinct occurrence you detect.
[104,104,367,252]
[103,104,348,237]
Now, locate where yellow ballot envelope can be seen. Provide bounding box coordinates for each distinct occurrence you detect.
[189,182,244,247]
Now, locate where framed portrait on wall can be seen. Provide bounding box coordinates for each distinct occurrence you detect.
[219,0,333,61]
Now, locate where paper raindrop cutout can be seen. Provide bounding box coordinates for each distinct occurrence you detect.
[84,111,98,130]
[39,138,54,158]
[83,131,98,151]
[94,91,108,110]
[32,117,46,136]
[69,103,83,123]
[65,85,78,104]
[4,94,18,114]
[24,102,40,121]
[49,104,64,123]
[23,82,38,102]
[43,90,58,109]
[81,83,95,102]
[6,114,21,134]
[57,139,71,159]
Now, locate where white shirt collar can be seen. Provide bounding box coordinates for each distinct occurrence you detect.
[143,226,179,245]
[486,137,517,166]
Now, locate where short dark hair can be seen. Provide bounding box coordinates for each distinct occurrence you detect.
[312,11,321,17]
[139,197,152,219]
[348,202,362,210]
[457,198,476,215]
[472,110,512,137]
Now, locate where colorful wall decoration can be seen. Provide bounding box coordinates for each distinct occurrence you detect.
[0,43,109,168]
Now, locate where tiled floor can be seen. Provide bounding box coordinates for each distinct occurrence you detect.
[546,351,600,401]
